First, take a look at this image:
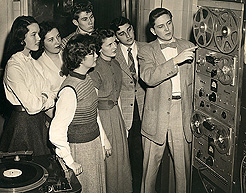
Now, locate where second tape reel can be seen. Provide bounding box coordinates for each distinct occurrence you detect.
[193,7,239,54]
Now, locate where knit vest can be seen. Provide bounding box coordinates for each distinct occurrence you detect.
[60,73,100,143]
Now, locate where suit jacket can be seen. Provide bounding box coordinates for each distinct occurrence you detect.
[61,28,80,50]
[115,41,146,130]
[138,38,194,144]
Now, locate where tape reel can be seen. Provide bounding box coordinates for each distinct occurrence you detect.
[216,56,234,85]
[191,113,204,137]
[193,7,214,47]
[213,126,230,154]
[192,112,230,154]
[193,7,239,54]
[214,10,239,54]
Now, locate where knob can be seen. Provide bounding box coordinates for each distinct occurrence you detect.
[206,156,214,166]
[197,58,205,65]
[209,92,216,102]
[221,111,227,119]
[199,88,205,97]
[208,187,215,193]
[211,69,217,77]
[200,101,205,107]
[196,150,202,158]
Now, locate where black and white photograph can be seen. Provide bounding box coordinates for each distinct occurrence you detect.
[0,0,246,193]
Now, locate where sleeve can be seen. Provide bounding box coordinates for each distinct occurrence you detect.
[89,67,102,89]
[138,46,178,87]
[4,63,45,114]
[95,87,105,147]
[49,87,77,167]
[97,113,105,147]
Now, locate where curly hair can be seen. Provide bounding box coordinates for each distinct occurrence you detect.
[6,16,38,61]
[62,34,96,72]
[110,16,132,33]
[72,1,93,21]
[92,28,115,51]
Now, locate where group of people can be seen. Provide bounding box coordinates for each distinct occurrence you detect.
[0,0,197,193]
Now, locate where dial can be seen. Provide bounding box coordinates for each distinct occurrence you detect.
[191,113,204,137]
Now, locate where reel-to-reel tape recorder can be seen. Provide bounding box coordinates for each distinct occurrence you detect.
[191,0,246,193]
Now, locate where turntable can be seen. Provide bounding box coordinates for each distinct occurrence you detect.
[0,151,81,193]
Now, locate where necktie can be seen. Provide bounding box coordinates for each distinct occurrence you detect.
[160,42,177,49]
[127,47,137,83]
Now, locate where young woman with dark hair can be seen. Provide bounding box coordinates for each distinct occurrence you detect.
[49,34,110,193]
[89,28,132,193]
[0,16,55,155]
[34,21,66,118]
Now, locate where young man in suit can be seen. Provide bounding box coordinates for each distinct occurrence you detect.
[61,0,94,50]
[139,8,197,193]
[110,17,146,193]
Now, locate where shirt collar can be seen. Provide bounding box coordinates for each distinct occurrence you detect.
[18,52,33,62]
[69,71,86,80]
[76,27,93,35]
[158,37,176,45]
[120,41,137,54]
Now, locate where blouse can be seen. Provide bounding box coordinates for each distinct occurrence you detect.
[38,52,65,93]
[3,52,55,114]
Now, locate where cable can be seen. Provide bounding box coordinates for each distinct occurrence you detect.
[240,155,246,193]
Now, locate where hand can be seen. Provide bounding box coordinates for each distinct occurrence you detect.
[67,161,83,176]
[173,46,198,65]
[42,92,55,110]
[104,137,112,159]
[105,146,112,158]
[41,93,48,104]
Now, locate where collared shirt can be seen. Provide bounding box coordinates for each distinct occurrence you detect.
[77,27,92,35]
[158,39,181,96]
[120,41,138,78]
[3,52,55,114]
[38,52,66,94]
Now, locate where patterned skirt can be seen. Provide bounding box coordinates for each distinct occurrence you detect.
[69,136,106,193]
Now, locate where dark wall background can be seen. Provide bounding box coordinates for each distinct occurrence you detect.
[0,0,123,120]
[30,0,122,38]
[0,0,136,120]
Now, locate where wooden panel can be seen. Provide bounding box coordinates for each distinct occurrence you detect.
[137,0,198,42]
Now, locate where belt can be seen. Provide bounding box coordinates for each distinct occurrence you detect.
[98,100,118,110]
[172,95,181,100]
[12,105,26,112]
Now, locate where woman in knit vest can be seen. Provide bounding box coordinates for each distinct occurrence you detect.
[49,34,111,193]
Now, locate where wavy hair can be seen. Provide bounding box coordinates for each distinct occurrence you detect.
[149,8,172,28]
[32,21,59,59]
[6,16,38,60]
[110,16,132,33]
[62,34,96,73]
[72,1,93,21]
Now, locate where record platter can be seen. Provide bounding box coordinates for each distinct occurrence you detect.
[0,152,81,193]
